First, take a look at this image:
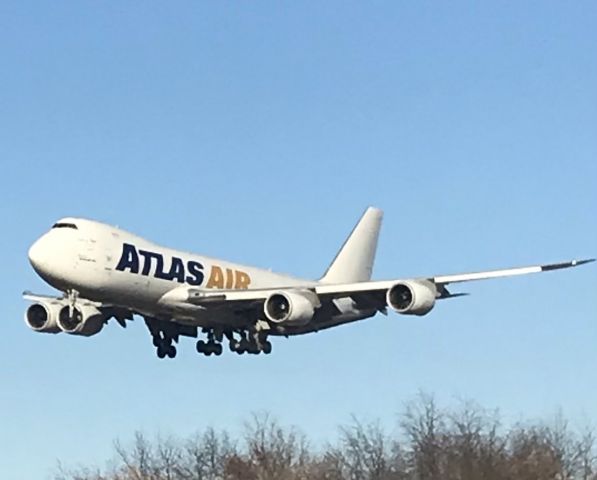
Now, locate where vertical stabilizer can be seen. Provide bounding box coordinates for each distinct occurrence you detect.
[320,207,383,284]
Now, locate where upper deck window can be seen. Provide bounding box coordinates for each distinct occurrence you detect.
[52,222,78,230]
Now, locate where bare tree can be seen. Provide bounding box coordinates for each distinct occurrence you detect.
[240,412,310,480]
[442,400,508,480]
[52,401,597,480]
[154,435,182,480]
[177,427,236,480]
[114,431,156,480]
[332,416,406,480]
[576,427,596,480]
[54,462,107,480]
[401,393,444,480]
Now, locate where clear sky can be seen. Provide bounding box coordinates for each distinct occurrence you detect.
[1,1,595,478]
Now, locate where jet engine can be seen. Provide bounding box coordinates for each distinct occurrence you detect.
[386,280,437,316]
[57,304,106,336]
[26,300,107,336]
[24,302,62,334]
[264,290,317,327]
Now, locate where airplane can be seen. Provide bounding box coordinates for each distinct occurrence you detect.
[24,207,594,359]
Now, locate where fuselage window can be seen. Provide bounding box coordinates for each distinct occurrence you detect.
[52,222,78,230]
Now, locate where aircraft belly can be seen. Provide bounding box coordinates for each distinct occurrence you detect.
[270,309,377,336]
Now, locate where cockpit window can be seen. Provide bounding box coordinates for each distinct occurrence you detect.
[52,222,78,230]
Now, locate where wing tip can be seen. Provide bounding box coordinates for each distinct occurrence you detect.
[542,258,595,271]
[570,258,595,267]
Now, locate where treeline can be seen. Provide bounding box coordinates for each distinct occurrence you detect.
[55,394,597,480]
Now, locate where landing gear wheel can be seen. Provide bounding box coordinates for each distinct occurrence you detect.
[197,339,223,356]
[157,345,167,359]
[167,345,177,358]
[152,336,161,348]
[262,341,272,355]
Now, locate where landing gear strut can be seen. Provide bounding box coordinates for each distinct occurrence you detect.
[144,318,179,360]
[65,289,79,317]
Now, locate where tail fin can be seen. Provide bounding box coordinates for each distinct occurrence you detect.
[320,207,383,284]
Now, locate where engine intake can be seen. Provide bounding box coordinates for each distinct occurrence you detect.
[25,303,61,334]
[386,280,437,316]
[57,304,106,336]
[264,290,317,326]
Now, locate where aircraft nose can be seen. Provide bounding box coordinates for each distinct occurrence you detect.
[28,235,48,272]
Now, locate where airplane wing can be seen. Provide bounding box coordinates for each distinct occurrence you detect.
[315,258,595,296]
[160,258,594,309]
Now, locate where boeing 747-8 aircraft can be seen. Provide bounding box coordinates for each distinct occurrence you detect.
[24,208,593,359]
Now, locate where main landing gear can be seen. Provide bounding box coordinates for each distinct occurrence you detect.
[228,330,272,355]
[196,329,223,356]
[153,332,177,359]
[146,318,273,360]
[194,328,272,357]
[145,318,180,360]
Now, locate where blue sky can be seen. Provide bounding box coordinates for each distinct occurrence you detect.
[1,1,595,477]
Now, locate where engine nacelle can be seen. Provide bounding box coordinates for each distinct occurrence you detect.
[264,290,317,327]
[57,304,106,336]
[386,280,437,316]
[25,302,62,334]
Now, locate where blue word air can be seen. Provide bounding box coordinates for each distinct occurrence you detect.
[115,243,251,289]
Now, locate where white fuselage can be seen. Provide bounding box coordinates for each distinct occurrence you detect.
[27,217,362,331]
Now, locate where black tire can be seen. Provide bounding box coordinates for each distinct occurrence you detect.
[262,341,272,355]
[196,340,206,354]
[214,343,223,356]
[157,346,166,359]
[167,345,177,358]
